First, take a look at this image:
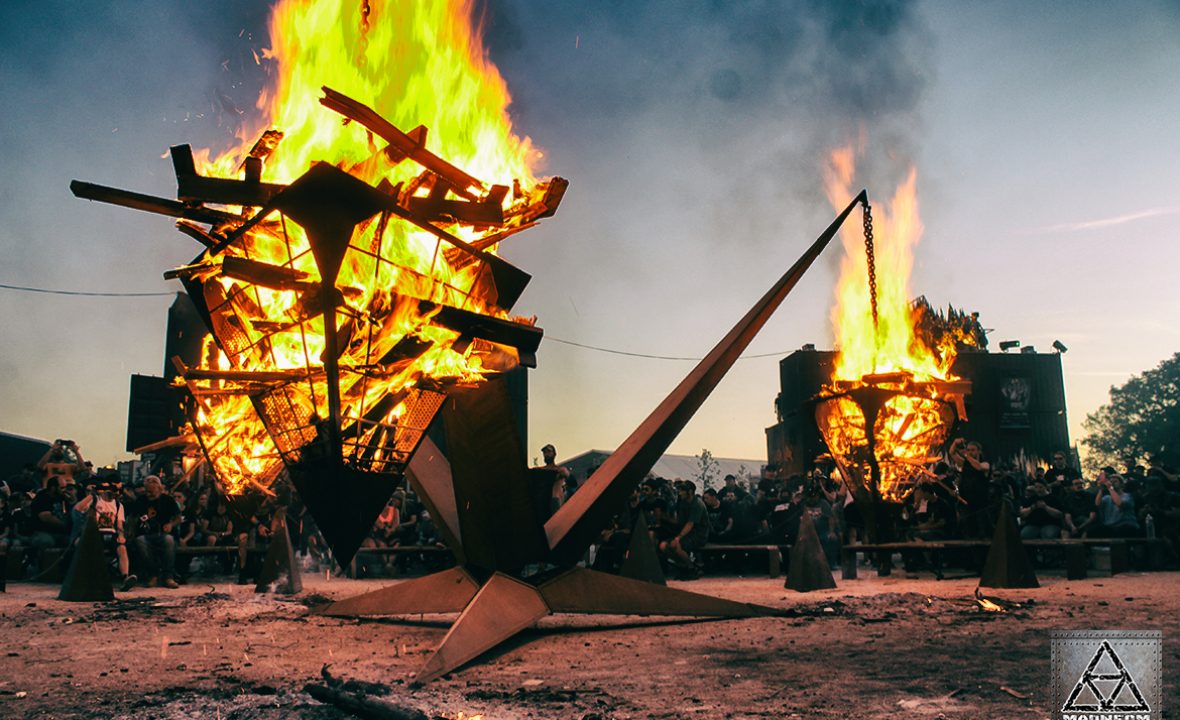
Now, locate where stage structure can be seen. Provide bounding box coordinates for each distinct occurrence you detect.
[72,84,871,683]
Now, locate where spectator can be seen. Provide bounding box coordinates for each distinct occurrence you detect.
[659,480,708,580]
[722,490,765,544]
[721,474,748,501]
[29,475,71,553]
[1139,475,1180,557]
[36,440,85,489]
[73,476,133,590]
[701,489,723,536]
[538,444,570,513]
[949,438,992,539]
[905,478,956,541]
[0,495,10,554]
[1018,480,1065,539]
[129,475,181,589]
[1092,473,1140,538]
[1062,477,1098,538]
[1043,451,1079,491]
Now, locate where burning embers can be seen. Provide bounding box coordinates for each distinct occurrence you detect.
[814,148,977,526]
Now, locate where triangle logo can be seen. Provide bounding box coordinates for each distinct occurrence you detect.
[1061,640,1151,713]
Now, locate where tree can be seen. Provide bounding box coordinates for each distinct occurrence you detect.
[1082,351,1180,473]
[695,448,720,491]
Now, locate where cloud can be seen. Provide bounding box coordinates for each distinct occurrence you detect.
[1034,206,1180,234]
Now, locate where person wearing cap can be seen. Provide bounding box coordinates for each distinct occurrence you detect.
[73,476,133,590]
[535,444,571,516]
[659,480,709,580]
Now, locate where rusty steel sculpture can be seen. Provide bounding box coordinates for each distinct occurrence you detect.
[72,86,870,682]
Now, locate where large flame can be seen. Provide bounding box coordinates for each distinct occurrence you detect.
[817,146,965,505]
[183,0,549,493]
[823,146,947,382]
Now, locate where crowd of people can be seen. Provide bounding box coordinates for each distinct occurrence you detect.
[588,441,1180,579]
[0,440,339,589]
[3,438,1177,587]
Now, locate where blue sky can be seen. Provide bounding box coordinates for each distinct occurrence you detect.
[1,1,1178,468]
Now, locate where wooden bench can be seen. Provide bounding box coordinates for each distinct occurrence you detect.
[840,537,1167,580]
[348,545,453,578]
[696,544,785,578]
[174,544,264,576]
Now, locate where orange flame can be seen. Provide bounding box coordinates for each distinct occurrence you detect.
[817,146,965,504]
[182,0,551,494]
[823,146,947,382]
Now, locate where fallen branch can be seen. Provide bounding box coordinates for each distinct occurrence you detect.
[303,683,429,720]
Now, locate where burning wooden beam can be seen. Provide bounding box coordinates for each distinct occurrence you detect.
[69,180,240,226]
[319,86,485,199]
[171,144,286,207]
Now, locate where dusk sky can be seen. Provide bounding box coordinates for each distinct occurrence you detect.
[1,0,1178,470]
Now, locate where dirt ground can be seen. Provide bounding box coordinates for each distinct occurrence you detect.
[0,567,1177,720]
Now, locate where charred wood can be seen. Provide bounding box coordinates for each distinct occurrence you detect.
[319,86,484,199]
[70,180,240,226]
[172,144,285,207]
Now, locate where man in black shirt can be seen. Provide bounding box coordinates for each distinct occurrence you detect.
[1043,451,1080,492]
[660,481,709,580]
[1019,480,1066,539]
[130,475,180,588]
[950,438,992,539]
[29,476,71,552]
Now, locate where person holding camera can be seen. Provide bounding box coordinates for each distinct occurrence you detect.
[949,438,992,538]
[128,475,181,589]
[72,476,133,589]
[1092,471,1140,538]
[37,440,86,490]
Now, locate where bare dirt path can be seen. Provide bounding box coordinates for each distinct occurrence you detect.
[1,571,1177,719]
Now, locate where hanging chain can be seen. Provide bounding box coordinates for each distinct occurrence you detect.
[862,200,879,330]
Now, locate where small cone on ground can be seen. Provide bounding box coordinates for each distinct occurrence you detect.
[255,521,302,594]
[785,512,837,592]
[979,500,1039,589]
[619,512,666,585]
[59,512,114,602]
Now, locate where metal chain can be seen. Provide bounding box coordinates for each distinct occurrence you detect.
[862,200,879,330]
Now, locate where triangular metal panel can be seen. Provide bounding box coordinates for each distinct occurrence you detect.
[980,500,1039,588]
[318,566,480,617]
[538,567,777,617]
[785,512,837,592]
[412,572,550,684]
[58,513,114,602]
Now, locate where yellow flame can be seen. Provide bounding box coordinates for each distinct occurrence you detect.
[817,146,964,504]
[823,147,949,382]
[183,0,547,494]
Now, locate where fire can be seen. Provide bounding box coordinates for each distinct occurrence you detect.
[823,146,944,382]
[176,0,556,494]
[815,146,969,506]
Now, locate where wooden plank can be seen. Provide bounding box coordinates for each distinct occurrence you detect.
[319,87,484,199]
[172,144,285,207]
[70,180,241,226]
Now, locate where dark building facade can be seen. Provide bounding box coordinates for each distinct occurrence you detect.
[766,349,1071,475]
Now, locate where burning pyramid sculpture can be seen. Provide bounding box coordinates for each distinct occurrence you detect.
[73,86,869,683]
[73,88,565,566]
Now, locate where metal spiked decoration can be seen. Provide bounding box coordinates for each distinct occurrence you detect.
[320,192,871,683]
[71,81,868,681]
